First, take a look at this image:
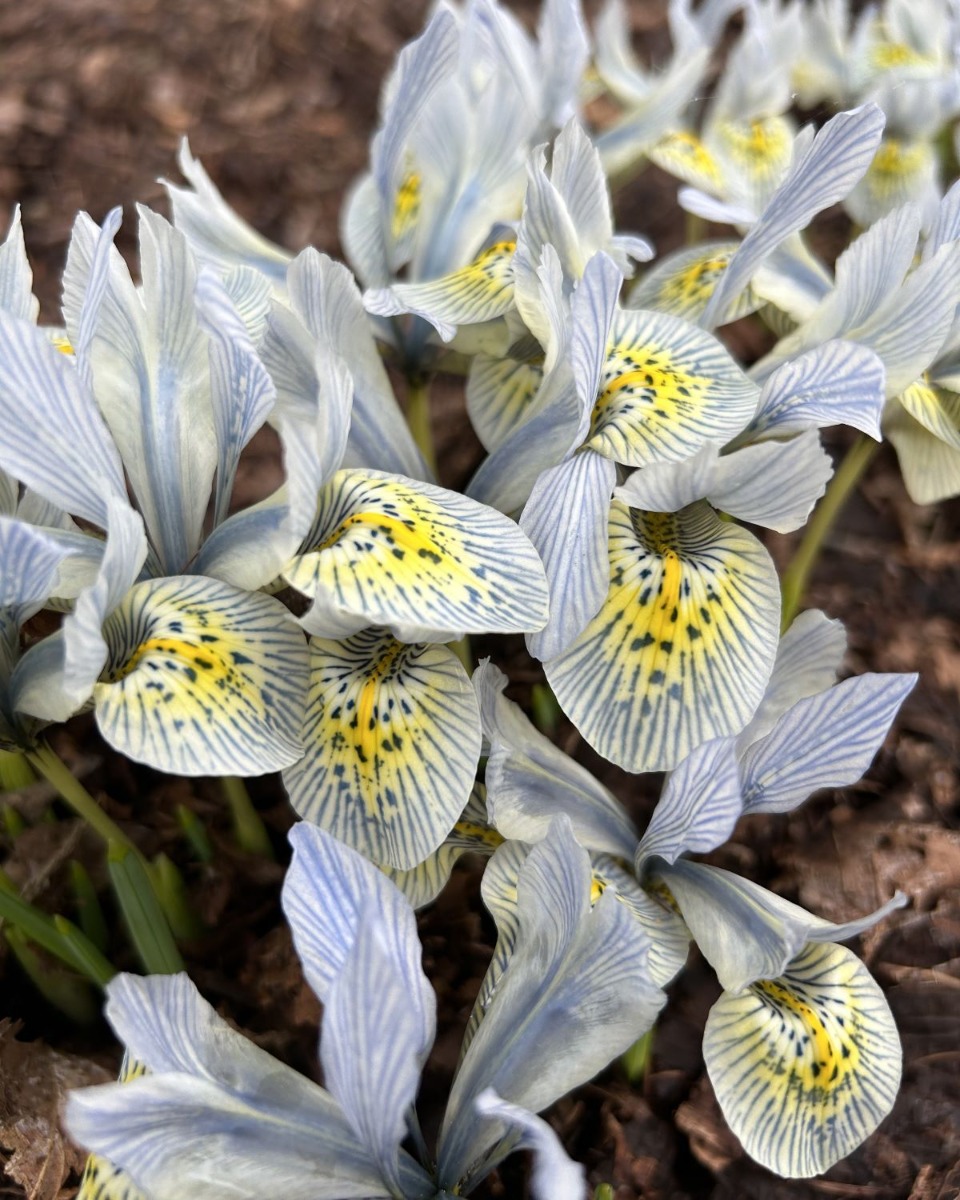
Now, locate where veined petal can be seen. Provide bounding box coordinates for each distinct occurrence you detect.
[474,1090,587,1200]
[546,500,781,772]
[364,237,517,341]
[703,105,886,330]
[191,491,302,593]
[570,253,624,444]
[704,942,901,1178]
[0,206,38,323]
[897,377,960,450]
[737,610,847,751]
[635,737,742,874]
[746,340,886,441]
[282,631,481,871]
[0,311,126,528]
[321,905,435,1193]
[710,116,795,212]
[475,659,639,860]
[627,242,756,322]
[163,139,292,284]
[648,129,726,195]
[845,136,938,231]
[282,822,434,1057]
[739,672,918,815]
[0,516,81,618]
[287,469,549,642]
[466,352,544,453]
[195,270,276,527]
[94,575,308,776]
[587,308,758,467]
[439,818,665,1186]
[381,784,502,910]
[884,398,960,503]
[522,449,616,661]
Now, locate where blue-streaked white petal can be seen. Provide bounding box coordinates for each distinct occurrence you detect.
[474,1090,587,1200]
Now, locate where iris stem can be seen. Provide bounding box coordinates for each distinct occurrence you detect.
[0,749,35,791]
[780,434,879,632]
[220,776,274,859]
[108,842,185,975]
[406,375,438,478]
[621,1027,654,1083]
[25,742,138,855]
[5,927,99,1023]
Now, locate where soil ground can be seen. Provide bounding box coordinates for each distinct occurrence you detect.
[0,1,958,1198]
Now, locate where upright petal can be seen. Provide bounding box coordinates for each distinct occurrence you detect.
[0,206,38,323]
[474,1091,587,1200]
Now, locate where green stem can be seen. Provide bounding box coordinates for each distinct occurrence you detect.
[0,749,35,791]
[406,376,438,478]
[220,777,274,859]
[780,435,879,632]
[25,743,138,854]
[5,928,99,1023]
[108,842,185,975]
[152,853,203,940]
[69,860,109,952]
[621,1027,654,1083]
[176,803,214,863]
[685,209,706,246]
[448,635,473,674]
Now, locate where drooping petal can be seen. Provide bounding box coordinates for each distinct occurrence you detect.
[364,237,517,341]
[739,672,918,815]
[0,311,126,529]
[475,659,638,860]
[287,469,549,643]
[195,270,276,527]
[845,136,938,232]
[438,818,665,1187]
[381,784,502,910]
[634,737,742,874]
[473,1090,587,1200]
[896,377,960,451]
[466,352,544,453]
[522,449,616,661]
[282,631,481,871]
[546,499,781,772]
[191,492,303,594]
[627,242,755,322]
[704,942,901,1178]
[321,905,435,1194]
[736,609,847,751]
[0,516,82,618]
[884,397,960,504]
[586,308,759,467]
[282,822,434,1059]
[93,575,308,776]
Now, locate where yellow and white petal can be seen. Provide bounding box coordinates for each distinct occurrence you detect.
[895,378,960,451]
[364,238,517,342]
[884,397,960,504]
[95,576,309,777]
[287,469,549,642]
[627,242,758,322]
[710,116,795,210]
[546,499,780,772]
[586,309,758,468]
[77,1056,149,1200]
[282,630,481,871]
[382,783,502,909]
[704,942,901,1178]
[466,352,544,453]
[648,130,726,196]
[845,137,938,231]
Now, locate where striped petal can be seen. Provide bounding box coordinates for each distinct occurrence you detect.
[282,631,481,871]
[845,137,938,231]
[710,116,795,211]
[586,308,758,467]
[737,610,847,751]
[0,516,81,618]
[703,105,886,330]
[321,904,434,1194]
[163,140,292,285]
[627,242,757,322]
[0,206,38,323]
[635,737,743,873]
[704,942,901,1178]
[381,784,502,910]
[0,310,126,529]
[439,818,665,1188]
[546,499,781,772]
[77,1056,149,1200]
[884,397,960,503]
[282,823,434,1058]
[364,237,517,342]
[740,672,918,815]
[287,469,549,643]
[476,659,639,861]
[648,130,726,195]
[94,576,308,776]
[897,377,960,450]
[466,352,544,453]
[522,449,616,661]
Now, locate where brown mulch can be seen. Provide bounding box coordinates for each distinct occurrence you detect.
[1,1,959,1197]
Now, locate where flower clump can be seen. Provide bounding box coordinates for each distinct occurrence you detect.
[0,0,954,1195]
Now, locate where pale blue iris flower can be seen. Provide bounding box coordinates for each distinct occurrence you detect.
[66,818,664,1200]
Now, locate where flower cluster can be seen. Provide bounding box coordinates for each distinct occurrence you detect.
[0,0,949,1194]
